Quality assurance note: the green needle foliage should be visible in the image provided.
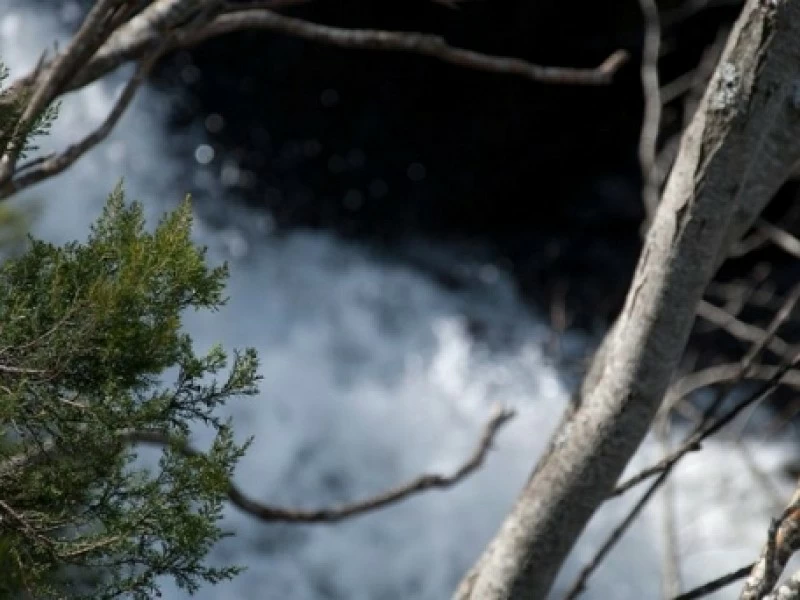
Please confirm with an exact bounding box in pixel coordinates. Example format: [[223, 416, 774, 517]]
[[0, 61, 58, 162], [0, 186, 260, 599]]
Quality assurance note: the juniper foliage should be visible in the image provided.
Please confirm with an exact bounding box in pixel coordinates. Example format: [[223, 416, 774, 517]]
[[0, 186, 259, 599]]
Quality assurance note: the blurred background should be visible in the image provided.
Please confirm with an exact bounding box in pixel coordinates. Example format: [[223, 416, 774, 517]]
[[4, 0, 800, 598]]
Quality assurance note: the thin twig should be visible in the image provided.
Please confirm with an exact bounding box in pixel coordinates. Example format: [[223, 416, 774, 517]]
[[532, 276, 799, 596], [0, 0, 127, 185], [705, 281, 783, 314], [128, 405, 514, 522], [653, 27, 728, 191], [736, 439, 785, 512], [660, 69, 697, 105], [0, 44, 168, 199], [659, 416, 682, 598], [615, 282, 800, 494], [637, 0, 663, 224], [0, 499, 55, 549], [672, 562, 754, 600], [558, 316, 796, 595], [614, 352, 800, 497], [757, 219, 800, 260], [565, 458, 678, 598], [696, 299, 793, 362], [667, 364, 800, 412], [742, 282, 800, 367]]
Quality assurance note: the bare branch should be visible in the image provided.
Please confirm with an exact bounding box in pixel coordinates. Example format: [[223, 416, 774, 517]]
[[638, 0, 663, 223], [742, 282, 800, 366], [659, 416, 682, 599], [668, 363, 800, 409], [67, 3, 628, 92], [566, 458, 678, 599], [614, 352, 800, 498], [459, 1, 800, 593], [565, 412, 685, 599], [179, 10, 630, 85], [0, 499, 55, 549], [653, 28, 729, 190], [757, 218, 800, 260], [706, 280, 783, 313], [660, 69, 697, 106], [740, 497, 800, 599], [673, 562, 754, 600], [623, 275, 800, 496], [569, 357, 798, 599], [0, 45, 167, 200], [127, 405, 514, 522], [0, 0, 629, 202], [0, 0, 128, 185], [696, 299, 793, 361]]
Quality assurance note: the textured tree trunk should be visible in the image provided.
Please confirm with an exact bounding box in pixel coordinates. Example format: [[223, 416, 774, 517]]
[[456, 1, 800, 598]]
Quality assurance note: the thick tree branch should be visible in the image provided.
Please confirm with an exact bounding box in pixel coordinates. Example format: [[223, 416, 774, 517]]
[[566, 351, 799, 597], [177, 10, 629, 85], [565, 454, 677, 599], [457, 2, 800, 597], [0, 45, 167, 200], [0, 0, 128, 186], [63, 2, 628, 92], [0, 0, 629, 201]]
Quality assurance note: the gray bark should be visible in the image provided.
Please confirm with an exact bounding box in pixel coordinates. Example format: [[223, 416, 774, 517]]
[[456, 1, 800, 598]]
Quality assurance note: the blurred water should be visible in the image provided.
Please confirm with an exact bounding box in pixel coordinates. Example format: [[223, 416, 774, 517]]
[[1, 4, 798, 599]]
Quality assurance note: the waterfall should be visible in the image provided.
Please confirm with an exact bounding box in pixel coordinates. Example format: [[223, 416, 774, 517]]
[[1, 4, 797, 598]]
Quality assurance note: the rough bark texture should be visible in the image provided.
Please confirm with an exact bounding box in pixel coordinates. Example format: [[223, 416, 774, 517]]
[[456, 1, 800, 598]]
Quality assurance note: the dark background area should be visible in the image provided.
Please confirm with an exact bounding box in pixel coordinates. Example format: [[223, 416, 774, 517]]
[[150, 0, 771, 331], [37, 0, 798, 353]]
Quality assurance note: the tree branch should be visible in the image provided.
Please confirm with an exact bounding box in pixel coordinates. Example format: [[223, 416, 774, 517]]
[[637, 0, 663, 224], [740, 497, 800, 599], [614, 352, 800, 498], [757, 218, 800, 260], [0, 44, 167, 200], [126, 405, 514, 523], [668, 363, 800, 408], [696, 299, 793, 361], [63, 2, 629, 91], [673, 562, 754, 600], [0, 0, 629, 202], [177, 9, 629, 85], [0, 0, 128, 186], [457, 2, 800, 596]]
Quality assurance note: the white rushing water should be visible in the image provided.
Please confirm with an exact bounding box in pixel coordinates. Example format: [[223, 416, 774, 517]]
[[2, 4, 800, 598]]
